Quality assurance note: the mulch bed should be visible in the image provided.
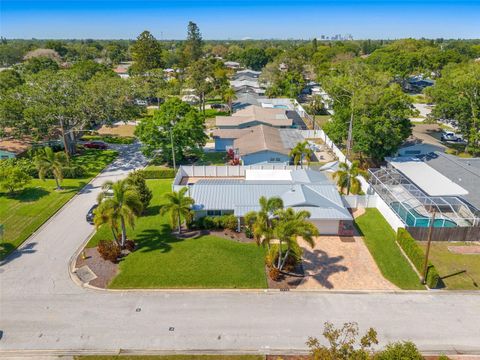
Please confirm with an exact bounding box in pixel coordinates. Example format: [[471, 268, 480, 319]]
[[176, 228, 255, 243], [209, 228, 255, 243], [266, 264, 305, 290], [75, 247, 119, 288]]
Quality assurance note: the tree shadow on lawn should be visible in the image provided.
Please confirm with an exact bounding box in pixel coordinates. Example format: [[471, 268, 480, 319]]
[[134, 224, 185, 254], [3, 187, 49, 202]]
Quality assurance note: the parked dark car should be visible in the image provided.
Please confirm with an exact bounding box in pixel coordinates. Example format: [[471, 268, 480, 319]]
[[86, 204, 98, 224], [84, 141, 108, 149]]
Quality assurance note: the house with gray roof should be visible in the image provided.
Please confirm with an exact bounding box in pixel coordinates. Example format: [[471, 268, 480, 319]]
[[212, 125, 304, 165], [175, 166, 352, 235]]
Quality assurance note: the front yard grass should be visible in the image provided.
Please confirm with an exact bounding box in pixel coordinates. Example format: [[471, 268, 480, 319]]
[[0, 149, 117, 260], [418, 242, 480, 290], [355, 209, 425, 290], [87, 179, 267, 289]]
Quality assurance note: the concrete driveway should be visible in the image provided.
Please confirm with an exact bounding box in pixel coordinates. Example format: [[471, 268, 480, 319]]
[[1, 144, 480, 356], [298, 236, 397, 290]]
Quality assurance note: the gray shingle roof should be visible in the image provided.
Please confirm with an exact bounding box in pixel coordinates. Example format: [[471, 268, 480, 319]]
[[423, 152, 480, 209]]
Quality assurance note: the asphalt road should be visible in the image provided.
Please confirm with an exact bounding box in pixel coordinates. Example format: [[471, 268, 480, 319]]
[[1, 144, 480, 356]]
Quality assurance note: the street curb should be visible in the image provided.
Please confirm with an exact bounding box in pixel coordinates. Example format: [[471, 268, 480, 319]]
[[0, 150, 121, 266]]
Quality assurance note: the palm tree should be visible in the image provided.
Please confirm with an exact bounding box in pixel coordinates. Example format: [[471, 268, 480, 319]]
[[222, 87, 237, 114], [159, 187, 195, 234], [333, 161, 369, 195], [245, 196, 284, 249], [290, 141, 313, 169], [34, 147, 69, 190], [95, 179, 143, 248], [273, 208, 319, 271]]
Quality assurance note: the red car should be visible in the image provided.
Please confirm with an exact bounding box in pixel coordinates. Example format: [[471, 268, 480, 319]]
[[84, 141, 108, 150]]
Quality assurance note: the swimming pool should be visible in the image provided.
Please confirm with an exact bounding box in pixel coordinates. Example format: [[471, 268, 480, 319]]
[[273, 105, 289, 109], [390, 201, 457, 227]]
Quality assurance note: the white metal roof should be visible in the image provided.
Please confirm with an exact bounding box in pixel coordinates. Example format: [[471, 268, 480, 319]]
[[388, 158, 468, 196], [245, 169, 292, 181]]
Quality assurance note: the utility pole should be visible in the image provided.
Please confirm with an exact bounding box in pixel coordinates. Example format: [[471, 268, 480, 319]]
[[421, 210, 436, 285], [170, 128, 176, 171]]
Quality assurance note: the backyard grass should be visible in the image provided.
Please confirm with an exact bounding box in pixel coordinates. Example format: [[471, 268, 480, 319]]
[[87, 179, 267, 289], [0, 149, 117, 260], [193, 151, 227, 165], [418, 242, 480, 290], [355, 209, 425, 290], [75, 356, 264, 360]]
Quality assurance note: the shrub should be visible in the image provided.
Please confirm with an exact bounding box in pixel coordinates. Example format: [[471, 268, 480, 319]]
[[269, 266, 280, 281], [128, 170, 152, 211], [141, 167, 176, 179], [245, 226, 254, 239], [0, 161, 32, 194], [62, 164, 86, 178], [125, 240, 136, 252], [222, 214, 238, 231], [375, 341, 423, 360], [97, 240, 121, 262], [397, 229, 442, 289]]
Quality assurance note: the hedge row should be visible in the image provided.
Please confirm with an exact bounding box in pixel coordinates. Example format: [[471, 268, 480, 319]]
[[396, 228, 442, 289], [196, 215, 237, 231], [81, 135, 135, 144], [140, 167, 176, 179]]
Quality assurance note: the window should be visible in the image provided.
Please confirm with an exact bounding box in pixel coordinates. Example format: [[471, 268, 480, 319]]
[[207, 210, 222, 216]]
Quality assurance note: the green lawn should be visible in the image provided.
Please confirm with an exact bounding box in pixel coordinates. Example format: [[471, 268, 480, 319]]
[[193, 151, 227, 165], [418, 242, 480, 290], [0, 149, 117, 260], [87, 179, 267, 289], [75, 356, 264, 360], [355, 209, 425, 290]]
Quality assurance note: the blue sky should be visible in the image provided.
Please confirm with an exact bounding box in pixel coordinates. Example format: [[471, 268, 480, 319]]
[[1, 0, 480, 39]]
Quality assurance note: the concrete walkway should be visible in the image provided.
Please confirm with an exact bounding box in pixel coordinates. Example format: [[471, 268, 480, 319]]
[[1, 144, 480, 355]]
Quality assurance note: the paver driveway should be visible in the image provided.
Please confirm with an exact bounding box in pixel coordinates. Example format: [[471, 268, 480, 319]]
[[297, 236, 397, 290]]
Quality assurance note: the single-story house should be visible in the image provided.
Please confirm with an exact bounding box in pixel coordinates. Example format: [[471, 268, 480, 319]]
[[177, 167, 353, 235], [212, 125, 305, 165], [215, 105, 292, 129], [0, 138, 32, 159]]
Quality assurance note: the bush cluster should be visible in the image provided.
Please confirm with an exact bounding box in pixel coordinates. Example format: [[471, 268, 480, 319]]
[[140, 167, 176, 179], [397, 228, 442, 289], [197, 214, 238, 231], [81, 134, 135, 145], [97, 240, 121, 262]]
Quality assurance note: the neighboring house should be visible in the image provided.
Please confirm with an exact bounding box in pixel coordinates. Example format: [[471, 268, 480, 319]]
[[0, 138, 32, 159], [174, 166, 353, 235], [224, 61, 240, 69], [396, 142, 445, 157], [113, 62, 131, 79], [212, 125, 305, 165], [403, 76, 435, 93], [370, 154, 480, 229], [215, 105, 292, 129]]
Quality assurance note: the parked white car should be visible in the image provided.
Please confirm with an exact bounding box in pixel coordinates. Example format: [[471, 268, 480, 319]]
[[441, 131, 463, 142]]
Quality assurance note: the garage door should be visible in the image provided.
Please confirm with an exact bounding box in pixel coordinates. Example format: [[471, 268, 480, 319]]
[[311, 220, 339, 235]]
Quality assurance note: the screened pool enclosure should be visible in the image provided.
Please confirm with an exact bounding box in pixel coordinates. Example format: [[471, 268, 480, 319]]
[[369, 167, 480, 228]]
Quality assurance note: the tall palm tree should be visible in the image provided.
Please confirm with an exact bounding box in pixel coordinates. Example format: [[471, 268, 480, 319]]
[[95, 179, 143, 247], [273, 208, 319, 270], [245, 196, 284, 249], [290, 141, 313, 169], [333, 161, 369, 195], [222, 87, 237, 114], [159, 187, 195, 234], [34, 146, 69, 190]]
